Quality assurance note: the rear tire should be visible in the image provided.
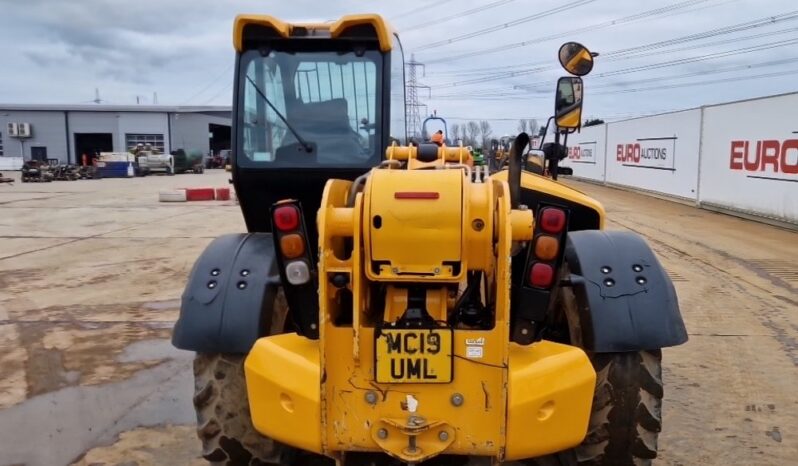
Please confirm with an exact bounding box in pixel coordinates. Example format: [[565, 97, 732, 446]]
[[576, 351, 663, 466], [194, 353, 285, 465], [192, 289, 333, 466], [524, 351, 662, 466], [542, 271, 664, 466]]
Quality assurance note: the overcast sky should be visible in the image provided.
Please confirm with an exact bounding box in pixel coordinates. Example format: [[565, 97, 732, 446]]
[[0, 0, 796, 135]]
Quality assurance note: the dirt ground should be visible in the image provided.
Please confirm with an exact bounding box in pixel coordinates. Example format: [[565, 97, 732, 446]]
[[0, 171, 795, 466]]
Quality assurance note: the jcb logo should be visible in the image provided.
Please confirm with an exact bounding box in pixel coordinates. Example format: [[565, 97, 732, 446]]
[[729, 140, 798, 174]]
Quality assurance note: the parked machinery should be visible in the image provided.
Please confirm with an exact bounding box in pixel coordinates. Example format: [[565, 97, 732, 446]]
[[51, 163, 81, 181], [171, 149, 205, 174], [132, 144, 174, 176], [20, 160, 53, 183]]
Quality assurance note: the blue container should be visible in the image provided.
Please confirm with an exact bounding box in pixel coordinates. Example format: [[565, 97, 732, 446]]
[[97, 161, 132, 178]]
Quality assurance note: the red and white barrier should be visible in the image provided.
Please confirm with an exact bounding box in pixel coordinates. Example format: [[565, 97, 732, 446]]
[[158, 190, 188, 202], [158, 187, 234, 202]]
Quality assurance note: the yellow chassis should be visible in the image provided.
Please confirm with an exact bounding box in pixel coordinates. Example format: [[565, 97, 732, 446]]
[[243, 147, 599, 462], [246, 334, 594, 462]]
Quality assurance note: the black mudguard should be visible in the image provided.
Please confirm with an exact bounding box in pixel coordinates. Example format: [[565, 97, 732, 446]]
[[564, 230, 688, 352], [172, 233, 282, 354]]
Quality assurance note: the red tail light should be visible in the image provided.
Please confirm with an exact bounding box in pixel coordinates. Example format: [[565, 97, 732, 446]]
[[529, 262, 554, 288], [274, 205, 300, 231], [539, 208, 566, 234]]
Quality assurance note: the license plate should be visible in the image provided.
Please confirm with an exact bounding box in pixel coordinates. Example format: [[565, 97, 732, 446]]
[[375, 329, 453, 383]]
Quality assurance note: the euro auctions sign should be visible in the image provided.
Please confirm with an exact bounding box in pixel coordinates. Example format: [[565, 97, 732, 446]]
[[616, 137, 677, 170], [568, 142, 596, 164], [729, 139, 798, 181]]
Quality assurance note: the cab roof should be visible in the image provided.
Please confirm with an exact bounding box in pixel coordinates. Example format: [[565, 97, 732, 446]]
[[233, 14, 394, 53]]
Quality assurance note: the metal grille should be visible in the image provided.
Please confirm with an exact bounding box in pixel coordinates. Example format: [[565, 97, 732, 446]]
[[748, 259, 798, 282], [0, 130, 3, 156], [125, 134, 165, 153]]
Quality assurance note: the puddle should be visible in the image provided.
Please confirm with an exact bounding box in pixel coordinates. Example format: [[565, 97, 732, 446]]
[[116, 339, 179, 363], [0, 353, 194, 466]]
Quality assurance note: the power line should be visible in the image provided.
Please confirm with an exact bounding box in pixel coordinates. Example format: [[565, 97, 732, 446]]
[[592, 68, 798, 95], [413, 0, 597, 51], [391, 0, 458, 21], [401, 0, 516, 32], [421, 0, 716, 63], [429, 56, 798, 101], [430, 53, 798, 99], [595, 38, 798, 77], [604, 15, 798, 60], [509, 26, 798, 90], [201, 83, 233, 105], [566, 55, 798, 90], [182, 62, 234, 104], [428, 12, 798, 88], [440, 109, 681, 122]]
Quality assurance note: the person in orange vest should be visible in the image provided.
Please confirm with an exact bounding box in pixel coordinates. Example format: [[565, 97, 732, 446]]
[[82, 153, 88, 166], [430, 130, 444, 146]]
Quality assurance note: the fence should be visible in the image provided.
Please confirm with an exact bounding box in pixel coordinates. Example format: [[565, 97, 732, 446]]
[[560, 91, 798, 226]]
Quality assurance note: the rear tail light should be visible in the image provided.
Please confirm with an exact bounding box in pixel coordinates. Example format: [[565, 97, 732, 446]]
[[529, 262, 554, 288], [512, 205, 570, 344], [280, 234, 305, 259], [539, 207, 566, 234], [269, 199, 320, 339], [534, 236, 559, 261], [274, 205, 300, 231], [285, 260, 311, 285]]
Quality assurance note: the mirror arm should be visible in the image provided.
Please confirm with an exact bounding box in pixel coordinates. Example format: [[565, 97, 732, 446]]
[[538, 116, 554, 150], [550, 131, 561, 181], [508, 132, 530, 209]]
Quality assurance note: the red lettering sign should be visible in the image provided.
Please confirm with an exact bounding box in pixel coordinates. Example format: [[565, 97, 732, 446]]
[[729, 139, 798, 174], [760, 140, 780, 172], [729, 140, 745, 170], [782, 140, 798, 174]]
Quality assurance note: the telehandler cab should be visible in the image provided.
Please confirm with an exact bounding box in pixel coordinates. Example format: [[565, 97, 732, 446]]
[[173, 14, 687, 466]]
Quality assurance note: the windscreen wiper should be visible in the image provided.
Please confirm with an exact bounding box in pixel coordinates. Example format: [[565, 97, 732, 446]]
[[245, 75, 314, 153]]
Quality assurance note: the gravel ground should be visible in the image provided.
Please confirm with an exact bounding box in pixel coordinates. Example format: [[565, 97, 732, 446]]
[[0, 170, 795, 466]]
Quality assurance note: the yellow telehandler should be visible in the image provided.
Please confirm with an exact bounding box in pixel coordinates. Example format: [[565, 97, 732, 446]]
[[173, 14, 687, 466]]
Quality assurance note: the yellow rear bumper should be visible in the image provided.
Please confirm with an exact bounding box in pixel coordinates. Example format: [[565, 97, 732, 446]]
[[244, 334, 595, 461]]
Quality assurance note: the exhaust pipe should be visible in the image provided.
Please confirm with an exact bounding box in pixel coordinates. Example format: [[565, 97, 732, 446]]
[[508, 132, 530, 209]]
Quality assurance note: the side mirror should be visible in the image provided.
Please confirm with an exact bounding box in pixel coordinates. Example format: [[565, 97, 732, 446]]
[[525, 149, 545, 175], [555, 76, 583, 130], [558, 42, 595, 76]]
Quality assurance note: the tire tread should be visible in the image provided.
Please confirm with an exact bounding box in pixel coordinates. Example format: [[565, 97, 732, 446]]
[[575, 351, 663, 466]]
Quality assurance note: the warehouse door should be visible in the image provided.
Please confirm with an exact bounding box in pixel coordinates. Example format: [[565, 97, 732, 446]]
[[209, 123, 231, 156], [75, 133, 113, 165]]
